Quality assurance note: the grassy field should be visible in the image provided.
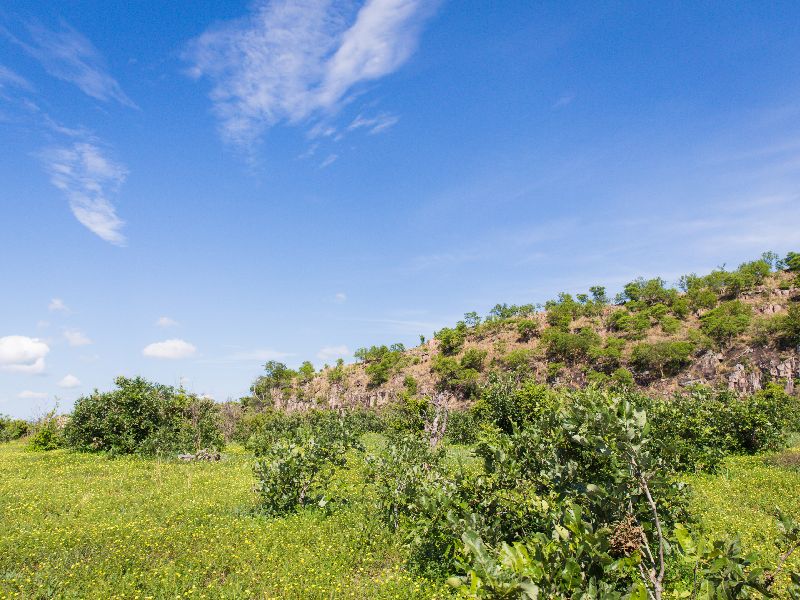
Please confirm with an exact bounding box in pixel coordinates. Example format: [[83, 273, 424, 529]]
[[1, 439, 799, 599], [0, 441, 449, 599], [686, 448, 800, 571]]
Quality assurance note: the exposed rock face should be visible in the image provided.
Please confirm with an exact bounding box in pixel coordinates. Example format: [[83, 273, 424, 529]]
[[697, 351, 723, 378], [769, 357, 797, 393], [727, 364, 762, 394]]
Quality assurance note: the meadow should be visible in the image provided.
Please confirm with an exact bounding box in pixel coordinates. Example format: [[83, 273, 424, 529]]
[[0, 440, 449, 599], [2, 433, 799, 599]]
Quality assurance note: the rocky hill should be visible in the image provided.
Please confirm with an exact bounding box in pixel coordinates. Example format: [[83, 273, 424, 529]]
[[251, 257, 800, 412]]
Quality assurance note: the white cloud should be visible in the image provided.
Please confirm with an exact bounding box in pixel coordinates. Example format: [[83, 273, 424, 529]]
[[334, 292, 347, 303], [36, 320, 50, 329], [320, 153, 338, 168], [40, 141, 128, 244], [156, 316, 179, 328], [0, 335, 50, 374], [0, 64, 32, 91], [553, 92, 575, 109], [63, 328, 91, 347], [142, 339, 197, 359], [6, 20, 136, 107], [317, 345, 350, 361], [185, 0, 437, 150], [348, 112, 399, 134], [58, 374, 81, 388], [48, 298, 69, 312], [18, 390, 48, 399]]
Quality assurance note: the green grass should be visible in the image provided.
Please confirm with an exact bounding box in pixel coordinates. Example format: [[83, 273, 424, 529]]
[[4, 436, 800, 599], [685, 448, 800, 592], [0, 441, 450, 599]]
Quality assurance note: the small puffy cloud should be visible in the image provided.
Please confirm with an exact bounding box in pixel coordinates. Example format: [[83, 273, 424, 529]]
[[334, 292, 347, 304], [0, 336, 50, 374], [64, 328, 91, 346], [142, 339, 197, 359], [18, 390, 48, 399], [317, 345, 350, 361], [58, 374, 81, 388], [48, 298, 69, 312], [156, 316, 179, 328]]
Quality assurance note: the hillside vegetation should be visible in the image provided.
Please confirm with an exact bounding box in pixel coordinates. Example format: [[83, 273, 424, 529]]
[[245, 252, 800, 413]]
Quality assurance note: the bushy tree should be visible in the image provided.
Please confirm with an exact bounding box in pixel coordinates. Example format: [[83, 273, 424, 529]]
[[0, 415, 29, 442], [64, 376, 223, 455], [630, 340, 694, 378], [700, 300, 752, 346], [436, 322, 468, 355]]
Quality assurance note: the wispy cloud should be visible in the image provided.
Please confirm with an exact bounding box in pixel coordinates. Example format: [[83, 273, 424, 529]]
[[0, 64, 32, 91], [185, 0, 438, 151], [333, 292, 347, 304], [4, 20, 136, 107], [156, 316, 179, 328], [18, 390, 48, 399], [552, 92, 574, 109], [348, 112, 399, 134], [320, 153, 338, 168], [40, 141, 128, 245], [317, 345, 350, 361]]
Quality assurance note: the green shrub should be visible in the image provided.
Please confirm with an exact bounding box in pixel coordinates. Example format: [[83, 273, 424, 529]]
[[0, 415, 29, 442], [460, 348, 487, 371], [541, 327, 601, 363], [254, 416, 362, 516], [471, 375, 555, 434], [607, 309, 650, 339], [700, 300, 752, 346], [774, 303, 800, 349], [435, 322, 468, 355], [516, 319, 539, 341], [432, 354, 480, 398], [358, 344, 406, 387], [588, 336, 625, 372], [500, 348, 536, 375], [446, 410, 478, 444], [64, 376, 223, 455], [28, 409, 63, 451], [630, 340, 694, 377], [327, 358, 346, 384], [646, 384, 799, 472]]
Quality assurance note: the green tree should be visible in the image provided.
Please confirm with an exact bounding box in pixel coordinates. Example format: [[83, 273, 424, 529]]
[[700, 300, 752, 346]]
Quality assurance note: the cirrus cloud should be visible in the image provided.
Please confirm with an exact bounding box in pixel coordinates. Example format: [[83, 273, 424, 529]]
[[142, 339, 197, 359], [18, 390, 48, 399], [185, 0, 438, 151], [317, 345, 350, 361], [0, 335, 50, 374], [40, 141, 128, 245]]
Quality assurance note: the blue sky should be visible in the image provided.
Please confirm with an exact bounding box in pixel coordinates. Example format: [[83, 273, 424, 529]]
[[2, 1, 800, 418]]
